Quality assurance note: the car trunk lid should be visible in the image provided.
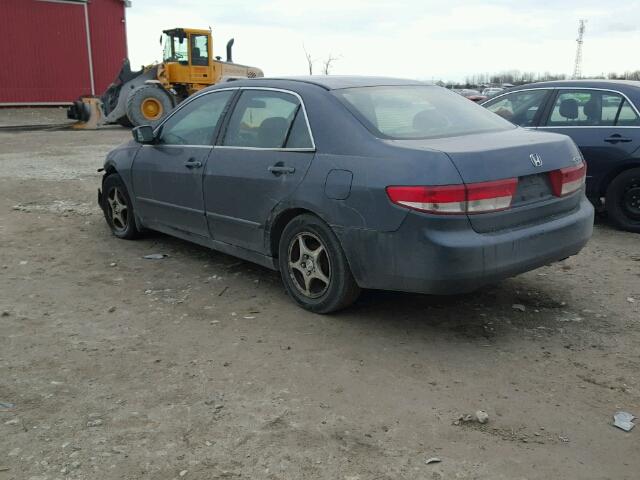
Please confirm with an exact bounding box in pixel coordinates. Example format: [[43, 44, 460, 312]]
[[388, 128, 584, 232]]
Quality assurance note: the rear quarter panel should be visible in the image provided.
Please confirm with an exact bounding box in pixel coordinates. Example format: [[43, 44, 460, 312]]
[[278, 83, 466, 233]]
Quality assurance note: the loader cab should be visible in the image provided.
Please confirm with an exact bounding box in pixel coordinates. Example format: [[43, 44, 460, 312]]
[[161, 28, 216, 93]]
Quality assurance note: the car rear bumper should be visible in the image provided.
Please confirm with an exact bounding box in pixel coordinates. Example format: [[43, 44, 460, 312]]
[[338, 196, 594, 294]]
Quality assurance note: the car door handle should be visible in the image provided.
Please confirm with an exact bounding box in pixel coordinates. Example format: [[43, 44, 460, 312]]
[[604, 134, 632, 144], [268, 165, 295, 175], [184, 158, 203, 168]]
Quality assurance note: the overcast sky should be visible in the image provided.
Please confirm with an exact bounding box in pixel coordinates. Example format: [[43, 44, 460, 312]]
[[125, 0, 640, 82]]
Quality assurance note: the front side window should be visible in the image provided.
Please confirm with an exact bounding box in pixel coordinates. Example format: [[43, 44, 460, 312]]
[[334, 85, 514, 140], [158, 90, 233, 146], [190, 34, 209, 66], [484, 90, 549, 126], [546, 90, 640, 127], [222, 90, 313, 148]]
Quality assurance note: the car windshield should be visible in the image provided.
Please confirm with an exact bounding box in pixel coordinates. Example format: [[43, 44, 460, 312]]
[[334, 85, 515, 140]]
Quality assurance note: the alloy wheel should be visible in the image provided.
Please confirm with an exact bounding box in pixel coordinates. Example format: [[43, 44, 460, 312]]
[[107, 187, 129, 232], [287, 232, 331, 299]]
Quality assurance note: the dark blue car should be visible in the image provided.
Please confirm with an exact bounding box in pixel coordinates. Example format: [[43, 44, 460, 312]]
[[482, 80, 640, 232], [100, 76, 593, 312]]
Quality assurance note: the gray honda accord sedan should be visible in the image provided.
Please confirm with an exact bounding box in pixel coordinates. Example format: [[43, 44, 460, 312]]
[[99, 76, 594, 313]]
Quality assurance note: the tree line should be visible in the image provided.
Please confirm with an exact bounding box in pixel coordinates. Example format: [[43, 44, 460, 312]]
[[441, 70, 640, 89]]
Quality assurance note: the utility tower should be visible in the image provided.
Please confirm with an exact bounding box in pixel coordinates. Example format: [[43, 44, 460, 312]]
[[572, 19, 587, 79]]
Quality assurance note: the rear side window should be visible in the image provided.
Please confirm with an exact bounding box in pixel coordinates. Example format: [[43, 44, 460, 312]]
[[334, 85, 514, 140], [600, 94, 624, 124], [616, 100, 640, 126], [222, 90, 313, 148], [286, 110, 313, 148], [484, 90, 549, 126], [546, 90, 640, 127]]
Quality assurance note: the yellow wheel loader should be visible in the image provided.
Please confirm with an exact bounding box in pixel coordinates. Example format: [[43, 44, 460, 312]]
[[68, 28, 263, 128]]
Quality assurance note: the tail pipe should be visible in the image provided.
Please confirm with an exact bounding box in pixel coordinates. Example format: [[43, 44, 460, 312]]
[[226, 38, 234, 62]]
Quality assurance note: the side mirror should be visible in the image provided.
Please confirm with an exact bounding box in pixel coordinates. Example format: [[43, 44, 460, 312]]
[[132, 125, 155, 144]]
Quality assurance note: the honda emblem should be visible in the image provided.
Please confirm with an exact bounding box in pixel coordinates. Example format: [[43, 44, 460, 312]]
[[530, 153, 543, 167]]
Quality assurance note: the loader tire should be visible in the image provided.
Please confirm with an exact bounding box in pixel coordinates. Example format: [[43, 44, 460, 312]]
[[125, 85, 174, 128]]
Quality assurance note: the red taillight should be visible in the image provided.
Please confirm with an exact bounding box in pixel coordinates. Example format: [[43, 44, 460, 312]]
[[465, 179, 519, 213], [548, 162, 586, 197], [386, 178, 518, 215]]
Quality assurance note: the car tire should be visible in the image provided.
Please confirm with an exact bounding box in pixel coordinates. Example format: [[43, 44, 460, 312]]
[[605, 168, 640, 233], [102, 173, 141, 240], [125, 85, 174, 128], [278, 214, 360, 313]]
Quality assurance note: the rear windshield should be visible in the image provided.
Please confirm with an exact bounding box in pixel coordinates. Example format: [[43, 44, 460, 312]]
[[334, 85, 515, 140]]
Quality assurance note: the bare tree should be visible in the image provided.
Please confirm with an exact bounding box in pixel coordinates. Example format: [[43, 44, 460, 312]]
[[302, 44, 315, 75], [322, 53, 339, 75]]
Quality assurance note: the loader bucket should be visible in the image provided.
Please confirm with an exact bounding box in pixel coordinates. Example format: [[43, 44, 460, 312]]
[[69, 97, 103, 130]]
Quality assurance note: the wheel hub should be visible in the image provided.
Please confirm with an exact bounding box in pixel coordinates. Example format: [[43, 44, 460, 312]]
[[301, 255, 315, 274], [141, 98, 163, 120]]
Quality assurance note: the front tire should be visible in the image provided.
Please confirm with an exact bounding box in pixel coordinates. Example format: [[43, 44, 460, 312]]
[[278, 214, 360, 313], [102, 174, 140, 240], [125, 85, 174, 127], [605, 168, 640, 233]]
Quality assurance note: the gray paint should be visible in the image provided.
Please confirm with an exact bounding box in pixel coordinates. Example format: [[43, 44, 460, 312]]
[[324, 169, 353, 200], [132, 145, 212, 239], [102, 76, 594, 295], [203, 148, 314, 252]]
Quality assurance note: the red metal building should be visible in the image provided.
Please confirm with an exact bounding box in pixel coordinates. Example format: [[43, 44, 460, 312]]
[[0, 0, 130, 105]]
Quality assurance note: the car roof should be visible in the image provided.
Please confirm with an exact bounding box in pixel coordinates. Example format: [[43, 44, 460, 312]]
[[218, 75, 430, 90], [506, 79, 640, 90]]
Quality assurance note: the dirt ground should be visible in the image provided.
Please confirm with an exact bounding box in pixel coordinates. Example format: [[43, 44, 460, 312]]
[[1, 109, 639, 480]]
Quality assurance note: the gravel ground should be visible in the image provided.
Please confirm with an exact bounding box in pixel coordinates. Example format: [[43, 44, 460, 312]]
[[0, 107, 74, 128], [1, 120, 639, 480]]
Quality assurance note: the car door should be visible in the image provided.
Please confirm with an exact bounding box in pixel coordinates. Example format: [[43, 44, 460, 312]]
[[189, 32, 211, 84], [483, 89, 553, 127], [131, 89, 235, 239], [538, 89, 640, 196], [204, 88, 315, 253]]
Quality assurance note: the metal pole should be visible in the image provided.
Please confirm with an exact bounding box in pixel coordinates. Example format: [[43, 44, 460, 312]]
[[83, 3, 96, 95]]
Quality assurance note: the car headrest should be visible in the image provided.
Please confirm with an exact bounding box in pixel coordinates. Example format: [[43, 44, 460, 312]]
[[559, 99, 579, 119], [258, 117, 289, 147], [583, 98, 600, 120]]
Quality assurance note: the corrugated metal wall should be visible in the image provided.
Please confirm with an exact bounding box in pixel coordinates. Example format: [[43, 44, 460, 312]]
[[87, 0, 128, 95], [0, 0, 127, 104]]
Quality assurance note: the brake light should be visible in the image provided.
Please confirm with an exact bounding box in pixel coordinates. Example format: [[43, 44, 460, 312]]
[[548, 162, 586, 197], [386, 178, 518, 215]]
